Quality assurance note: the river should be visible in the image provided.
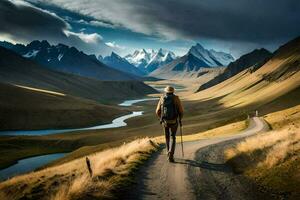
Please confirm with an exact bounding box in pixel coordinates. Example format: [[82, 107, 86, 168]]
[[0, 98, 158, 136], [0, 98, 157, 181]]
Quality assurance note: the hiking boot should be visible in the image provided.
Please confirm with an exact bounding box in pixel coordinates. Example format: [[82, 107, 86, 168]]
[[168, 154, 174, 163], [168, 157, 174, 163]]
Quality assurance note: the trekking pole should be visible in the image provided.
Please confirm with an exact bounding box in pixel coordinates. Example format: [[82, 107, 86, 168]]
[[180, 123, 184, 157]]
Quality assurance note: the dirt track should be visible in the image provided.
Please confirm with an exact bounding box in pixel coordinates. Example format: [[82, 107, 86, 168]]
[[123, 117, 272, 200]]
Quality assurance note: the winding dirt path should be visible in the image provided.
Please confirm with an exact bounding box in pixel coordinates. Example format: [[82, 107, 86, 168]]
[[123, 117, 271, 200]]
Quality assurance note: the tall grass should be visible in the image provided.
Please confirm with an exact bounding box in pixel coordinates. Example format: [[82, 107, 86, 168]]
[[0, 138, 158, 200], [225, 124, 300, 168]]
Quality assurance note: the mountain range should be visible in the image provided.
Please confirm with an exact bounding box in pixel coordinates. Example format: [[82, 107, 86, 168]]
[[0, 46, 156, 104], [150, 43, 234, 80], [100, 52, 145, 76], [124, 48, 176, 73], [0, 40, 138, 81], [188, 43, 234, 66]]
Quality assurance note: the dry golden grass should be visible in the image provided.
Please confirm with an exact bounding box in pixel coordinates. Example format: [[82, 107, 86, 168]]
[[0, 138, 159, 200], [187, 42, 300, 110], [225, 125, 300, 168], [225, 103, 300, 167], [225, 104, 300, 199]]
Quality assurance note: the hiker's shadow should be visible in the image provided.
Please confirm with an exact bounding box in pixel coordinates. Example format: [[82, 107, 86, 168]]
[[174, 158, 231, 173]]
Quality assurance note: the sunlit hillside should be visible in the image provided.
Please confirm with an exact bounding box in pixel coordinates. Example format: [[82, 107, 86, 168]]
[[189, 37, 300, 110], [225, 104, 300, 199]]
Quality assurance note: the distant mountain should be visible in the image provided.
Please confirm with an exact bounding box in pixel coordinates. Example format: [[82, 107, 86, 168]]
[[198, 48, 272, 91], [101, 52, 145, 76], [188, 43, 234, 67], [124, 49, 153, 69], [0, 40, 138, 81], [145, 48, 176, 73], [124, 48, 176, 73], [0, 46, 156, 103], [152, 53, 210, 75], [150, 53, 225, 87]]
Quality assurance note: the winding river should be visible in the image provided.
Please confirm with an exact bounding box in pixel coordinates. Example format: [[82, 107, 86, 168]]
[[0, 97, 158, 181], [0, 98, 158, 136]]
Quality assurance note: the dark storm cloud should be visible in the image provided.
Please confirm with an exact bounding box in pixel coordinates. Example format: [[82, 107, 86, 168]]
[[138, 0, 300, 43], [30, 0, 300, 44], [0, 0, 113, 55], [0, 0, 68, 42]]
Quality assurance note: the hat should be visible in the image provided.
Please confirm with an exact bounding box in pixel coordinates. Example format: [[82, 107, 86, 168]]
[[164, 86, 175, 93]]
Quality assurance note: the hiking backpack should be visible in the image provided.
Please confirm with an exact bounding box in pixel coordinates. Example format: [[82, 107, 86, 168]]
[[161, 94, 178, 121]]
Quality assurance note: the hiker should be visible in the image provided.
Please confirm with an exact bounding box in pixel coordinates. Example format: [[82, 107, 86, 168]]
[[156, 86, 183, 162]]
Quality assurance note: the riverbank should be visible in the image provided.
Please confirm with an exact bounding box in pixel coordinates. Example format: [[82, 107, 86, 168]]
[[0, 83, 130, 131], [0, 98, 157, 176], [0, 79, 249, 173]]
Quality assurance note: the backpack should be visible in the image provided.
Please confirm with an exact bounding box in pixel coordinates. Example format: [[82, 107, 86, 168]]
[[161, 94, 178, 121]]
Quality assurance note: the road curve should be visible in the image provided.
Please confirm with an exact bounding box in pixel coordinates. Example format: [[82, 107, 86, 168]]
[[123, 117, 270, 200]]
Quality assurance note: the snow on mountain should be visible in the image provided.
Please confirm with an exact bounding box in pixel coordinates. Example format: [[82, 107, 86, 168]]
[[209, 49, 235, 66], [58, 53, 64, 61], [125, 48, 176, 73], [124, 49, 151, 69], [145, 48, 176, 73], [188, 43, 234, 67], [102, 52, 145, 76], [150, 43, 235, 80], [0, 40, 139, 81], [23, 50, 39, 58]]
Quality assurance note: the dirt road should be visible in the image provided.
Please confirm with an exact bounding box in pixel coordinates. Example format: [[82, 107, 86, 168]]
[[123, 117, 272, 200]]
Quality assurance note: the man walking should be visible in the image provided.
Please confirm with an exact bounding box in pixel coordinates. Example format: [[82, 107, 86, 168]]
[[156, 86, 184, 162]]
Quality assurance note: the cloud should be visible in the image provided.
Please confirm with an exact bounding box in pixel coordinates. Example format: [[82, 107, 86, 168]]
[[65, 31, 103, 44], [27, 0, 300, 44], [64, 31, 112, 55], [64, 17, 115, 29], [0, 0, 68, 43], [105, 41, 125, 50], [0, 0, 112, 55], [89, 20, 115, 29]]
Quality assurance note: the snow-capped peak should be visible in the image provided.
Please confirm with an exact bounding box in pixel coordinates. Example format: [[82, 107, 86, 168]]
[[144, 49, 176, 72], [125, 49, 152, 68], [188, 43, 234, 66], [124, 48, 176, 72]]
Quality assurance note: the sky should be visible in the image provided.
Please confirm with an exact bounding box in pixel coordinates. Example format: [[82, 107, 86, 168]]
[[1, 0, 300, 58]]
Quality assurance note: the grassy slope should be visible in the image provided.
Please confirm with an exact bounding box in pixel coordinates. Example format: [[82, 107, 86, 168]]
[[0, 46, 156, 105], [188, 37, 300, 111], [0, 83, 130, 168], [225, 105, 300, 199], [0, 138, 159, 200], [0, 83, 127, 131]]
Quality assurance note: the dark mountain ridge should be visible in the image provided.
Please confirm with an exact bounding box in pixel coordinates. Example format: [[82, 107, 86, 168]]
[[0, 40, 138, 81], [0, 46, 156, 103]]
